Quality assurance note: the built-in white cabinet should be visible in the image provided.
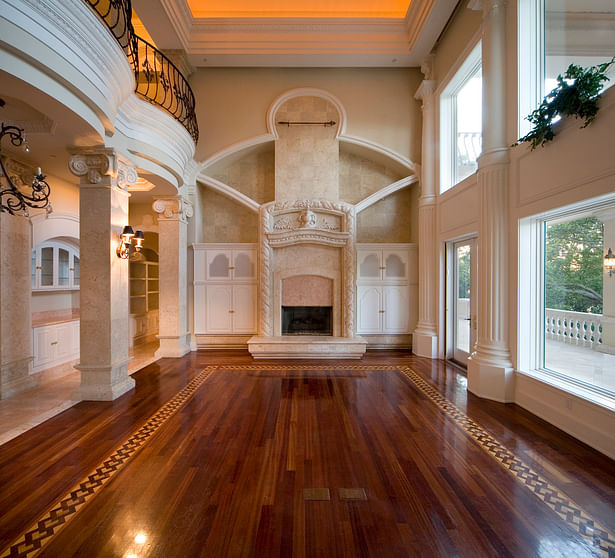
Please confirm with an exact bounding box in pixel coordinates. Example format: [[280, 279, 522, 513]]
[[32, 320, 80, 373], [193, 244, 257, 335], [32, 241, 80, 290], [129, 259, 159, 346], [356, 244, 415, 336]]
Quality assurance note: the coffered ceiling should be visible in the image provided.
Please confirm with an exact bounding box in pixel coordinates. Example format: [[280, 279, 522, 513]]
[[132, 0, 459, 67]]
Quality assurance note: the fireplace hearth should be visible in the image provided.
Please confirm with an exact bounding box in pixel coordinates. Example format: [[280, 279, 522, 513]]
[[282, 306, 332, 335]]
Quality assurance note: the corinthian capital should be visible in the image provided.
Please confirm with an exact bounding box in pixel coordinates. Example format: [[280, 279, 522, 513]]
[[153, 196, 193, 223], [69, 148, 137, 189]]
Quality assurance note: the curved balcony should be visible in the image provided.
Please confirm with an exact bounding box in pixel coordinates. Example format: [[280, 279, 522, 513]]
[[82, 0, 199, 143]]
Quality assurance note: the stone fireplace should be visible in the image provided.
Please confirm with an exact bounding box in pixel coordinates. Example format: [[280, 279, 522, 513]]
[[246, 93, 367, 358], [247, 199, 367, 358]]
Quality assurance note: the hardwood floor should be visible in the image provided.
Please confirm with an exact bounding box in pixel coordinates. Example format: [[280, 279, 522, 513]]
[[1, 351, 614, 557]]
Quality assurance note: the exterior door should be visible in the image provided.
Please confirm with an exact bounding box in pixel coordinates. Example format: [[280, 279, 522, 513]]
[[452, 239, 477, 364]]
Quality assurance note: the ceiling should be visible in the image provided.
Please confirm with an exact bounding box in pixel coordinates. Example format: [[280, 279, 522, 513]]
[[132, 0, 459, 68], [185, 0, 412, 18]]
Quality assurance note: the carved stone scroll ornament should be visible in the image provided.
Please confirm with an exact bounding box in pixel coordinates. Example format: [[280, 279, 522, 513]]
[[152, 196, 194, 223], [69, 152, 112, 184]]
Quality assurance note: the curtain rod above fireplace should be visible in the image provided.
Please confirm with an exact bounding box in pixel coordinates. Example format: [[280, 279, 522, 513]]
[[277, 120, 336, 127]]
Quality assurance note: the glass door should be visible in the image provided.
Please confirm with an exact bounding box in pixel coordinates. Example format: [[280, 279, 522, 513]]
[[451, 239, 477, 365]]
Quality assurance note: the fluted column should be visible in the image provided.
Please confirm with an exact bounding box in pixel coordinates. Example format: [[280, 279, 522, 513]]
[[69, 148, 137, 400], [153, 196, 193, 358], [467, 0, 514, 402], [412, 76, 439, 358]]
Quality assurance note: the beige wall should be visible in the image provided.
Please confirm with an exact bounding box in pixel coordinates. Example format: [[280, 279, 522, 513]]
[[199, 187, 258, 243], [433, 1, 482, 84], [357, 186, 417, 243], [191, 67, 423, 165]]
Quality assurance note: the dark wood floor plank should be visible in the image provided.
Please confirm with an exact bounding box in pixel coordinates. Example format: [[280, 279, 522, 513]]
[[1, 352, 614, 557]]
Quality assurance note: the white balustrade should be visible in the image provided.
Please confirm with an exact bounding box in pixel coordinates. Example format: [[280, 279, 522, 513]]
[[544, 308, 603, 349]]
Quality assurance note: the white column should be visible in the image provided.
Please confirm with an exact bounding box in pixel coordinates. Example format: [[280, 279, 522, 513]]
[[0, 213, 35, 398], [69, 149, 137, 400], [467, 0, 514, 402], [598, 209, 615, 354], [412, 76, 439, 358], [153, 196, 193, 358]]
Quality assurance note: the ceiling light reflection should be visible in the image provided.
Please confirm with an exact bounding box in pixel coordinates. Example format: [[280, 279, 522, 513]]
[[135, 533, 147, 544]]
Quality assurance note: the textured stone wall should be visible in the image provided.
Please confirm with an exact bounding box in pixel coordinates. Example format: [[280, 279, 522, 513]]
[[274, 96, 339, 201], [339, 151, 403, 204], [200, 187, 258, 243], [356, 187, 417, 243]]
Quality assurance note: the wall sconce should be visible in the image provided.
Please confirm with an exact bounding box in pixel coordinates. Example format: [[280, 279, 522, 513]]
[[605, 247, 615, 277], [117, 226, 144, 259], [0, 123, 51, 216]]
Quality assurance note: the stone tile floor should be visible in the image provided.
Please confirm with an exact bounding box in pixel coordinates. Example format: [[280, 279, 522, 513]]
[[0, 342, 159, 445]]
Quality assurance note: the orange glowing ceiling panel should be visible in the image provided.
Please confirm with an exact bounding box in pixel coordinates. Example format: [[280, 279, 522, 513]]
[[187, 0, 412, 18]]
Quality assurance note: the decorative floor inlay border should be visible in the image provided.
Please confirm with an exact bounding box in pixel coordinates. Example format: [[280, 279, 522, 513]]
[[0, 366, 216, 558], [2, 363, 614, 557], [397, 366, 615, 558]]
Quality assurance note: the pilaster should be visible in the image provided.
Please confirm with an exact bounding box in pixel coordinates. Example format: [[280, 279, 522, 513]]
[[69, 148, 136, 400], [412, 75, 439, 358], [467, 0, 514, 401], [0, 213, 35, 398], [153, 196, 193, 358], [597, 209, 615, 354]]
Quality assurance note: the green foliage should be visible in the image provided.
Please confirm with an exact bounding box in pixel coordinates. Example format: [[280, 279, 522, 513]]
[[545, 217, 603, 314], [515, 57, 615, 150]]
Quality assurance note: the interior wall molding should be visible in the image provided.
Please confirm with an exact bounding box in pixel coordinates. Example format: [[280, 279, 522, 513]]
[[196, 175, 260, 213], [355, 176, 419, 213]]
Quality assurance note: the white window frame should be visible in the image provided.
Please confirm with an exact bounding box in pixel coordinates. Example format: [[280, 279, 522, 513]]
[[439, 40, 482, 193], [518, 194, 615, 410]]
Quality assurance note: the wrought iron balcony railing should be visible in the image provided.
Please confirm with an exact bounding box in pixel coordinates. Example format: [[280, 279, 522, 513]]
[[82, 0, 199, 143]]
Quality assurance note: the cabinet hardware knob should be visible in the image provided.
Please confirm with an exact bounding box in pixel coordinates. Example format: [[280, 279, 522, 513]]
[[51, 341, 58, 345], [228, 266, 235, 270], [379, 266, 386, 270], [69, 268, 74, 271], [229, 310, 235, 313], [379, 310, 385, 313], [36, 266, 42, 270]]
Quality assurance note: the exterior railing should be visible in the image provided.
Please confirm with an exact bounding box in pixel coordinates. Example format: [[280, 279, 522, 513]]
[[545, 308, 602, 349], [82, 0, 199, 143]]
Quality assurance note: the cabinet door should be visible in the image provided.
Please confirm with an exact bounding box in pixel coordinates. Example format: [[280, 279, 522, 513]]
[[232, 250, 256, 281], [32, 326, 55, 370], [357, 250, 382, 280], [55, 322, 75, 361], [193, 249, 207, 282], [206, 250, 232, 280], [206, 285, 233, 333], [357, 286, 383, 333], [382, 250, 408, 281], [232, 284, 257, 333], [383, 286, 409, 333]]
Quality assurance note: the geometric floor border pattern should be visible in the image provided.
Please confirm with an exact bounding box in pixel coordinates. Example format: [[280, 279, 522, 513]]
[[0, 366, 216, 558], [2, 363, 614, 557], [397, 366, 615, 558]]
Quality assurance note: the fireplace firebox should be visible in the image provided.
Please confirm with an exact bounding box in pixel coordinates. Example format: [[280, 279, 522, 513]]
[[282, 306, 332, 335]]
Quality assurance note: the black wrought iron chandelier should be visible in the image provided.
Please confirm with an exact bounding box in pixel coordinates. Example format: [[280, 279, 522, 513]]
[[0, 123, 51, 216]]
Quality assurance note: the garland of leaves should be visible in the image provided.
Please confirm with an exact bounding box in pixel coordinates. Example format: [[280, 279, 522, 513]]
[[514, 56, 615, 150]]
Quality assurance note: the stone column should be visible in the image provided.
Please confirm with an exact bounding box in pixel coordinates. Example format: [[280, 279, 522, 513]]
[[467, 0, 514, 402], [598, 208, 615, 354], [153, 196, 193, 358], [0, 213, 35, 398], [412, 73, 439, 358], [69, 148, 137, 400]]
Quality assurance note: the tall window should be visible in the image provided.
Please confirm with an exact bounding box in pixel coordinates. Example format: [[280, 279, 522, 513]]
[[440, 42, 482, 193], [519, 199, 615, 400], [518, 0, 615, 137]]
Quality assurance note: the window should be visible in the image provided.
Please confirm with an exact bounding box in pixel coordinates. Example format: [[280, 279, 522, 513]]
[[518, 0, 615, 137], [32, 240, 80, 290], [440, 41, 482, 193], [519, 196, 615, 404]]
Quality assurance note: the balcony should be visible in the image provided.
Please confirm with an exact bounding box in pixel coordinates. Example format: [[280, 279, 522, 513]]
[[83, 0, 198, 143], [544, 308, 615, 394]]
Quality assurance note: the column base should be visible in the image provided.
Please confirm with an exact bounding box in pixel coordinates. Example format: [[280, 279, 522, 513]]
[[412, 330, 438, 359], [467, 355, 514, 403], [73, 359, 135, 401], [155, 334, 191, 358]]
